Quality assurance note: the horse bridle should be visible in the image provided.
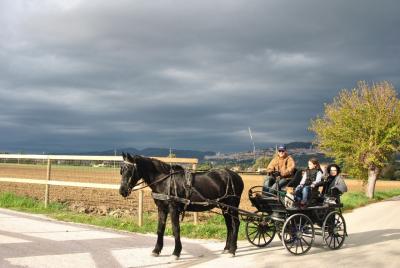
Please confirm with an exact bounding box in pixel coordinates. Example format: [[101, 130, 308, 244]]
[[122, 161, 142, 193]]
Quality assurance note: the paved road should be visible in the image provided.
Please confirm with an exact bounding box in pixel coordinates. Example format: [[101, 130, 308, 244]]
[[1, 198, 399, 268]]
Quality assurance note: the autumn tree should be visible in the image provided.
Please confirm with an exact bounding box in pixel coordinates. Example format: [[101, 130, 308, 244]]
[[310, 81, 400, 198]]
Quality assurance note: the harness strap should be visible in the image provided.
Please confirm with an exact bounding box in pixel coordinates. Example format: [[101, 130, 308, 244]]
[[151, 192, 191, 205], [180, 170, 194, 221], [129, 170, 184, 193], [144, 169, 240, 221]]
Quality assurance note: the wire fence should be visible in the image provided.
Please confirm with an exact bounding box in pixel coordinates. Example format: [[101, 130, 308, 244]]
[[0, 154, 198, 225]]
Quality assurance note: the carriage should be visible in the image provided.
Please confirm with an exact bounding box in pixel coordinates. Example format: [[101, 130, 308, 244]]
[[119, 154, 347, 258], [243, 185, 347, 255]]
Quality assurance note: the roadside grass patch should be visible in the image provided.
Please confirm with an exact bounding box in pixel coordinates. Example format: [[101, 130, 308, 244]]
[[341, 189, 400, 211], [1, 190, 400, 240], [0, 192, 64, 213]]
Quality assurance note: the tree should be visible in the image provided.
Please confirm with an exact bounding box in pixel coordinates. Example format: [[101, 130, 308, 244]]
[[197, 161, 213, 170], [310, 81, 400, 198]]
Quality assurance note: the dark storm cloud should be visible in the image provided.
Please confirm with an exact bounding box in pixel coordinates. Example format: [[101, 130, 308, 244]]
[[1, 0, 400, 153]]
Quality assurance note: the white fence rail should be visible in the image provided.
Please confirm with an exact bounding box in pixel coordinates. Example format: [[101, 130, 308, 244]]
[[0, 154, 198, 225]]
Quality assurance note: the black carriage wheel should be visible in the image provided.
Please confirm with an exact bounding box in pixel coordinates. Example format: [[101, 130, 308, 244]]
[[281, 213, 314, 255], [245, 213, 276, 247], [322, 211, 346, 250]]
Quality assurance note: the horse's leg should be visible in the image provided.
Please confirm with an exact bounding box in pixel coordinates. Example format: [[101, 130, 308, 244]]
[[228, 200, 241, 256], [152, 205, 168, 256], [222, 212, 233, 253], [170, 206, 182, 259]]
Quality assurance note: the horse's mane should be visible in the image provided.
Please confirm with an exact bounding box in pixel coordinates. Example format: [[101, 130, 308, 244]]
[[149, 157, 184, 173]]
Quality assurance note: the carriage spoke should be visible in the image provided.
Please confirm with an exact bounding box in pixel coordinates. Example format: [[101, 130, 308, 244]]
[[248, 229, 258, 237], [261, 232, 267, 244], [258, 231, 261, 245], [288, 239, 295, 250], [251, 231, 260, 242], [301, 237, 310, 247], [329, 236, 334, 247], [336, 221, 343, 228], [299, 238, 304, 252], [265, 230, 272, 238], [324, 234, 330, 243]]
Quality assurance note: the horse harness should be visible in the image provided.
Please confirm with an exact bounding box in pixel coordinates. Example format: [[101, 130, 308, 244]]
[[151, 169, 240, 220], [124, 161, 239, 219]]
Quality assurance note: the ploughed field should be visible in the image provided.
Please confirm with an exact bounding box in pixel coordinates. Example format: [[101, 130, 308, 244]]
[[1, 164, 400, 214]]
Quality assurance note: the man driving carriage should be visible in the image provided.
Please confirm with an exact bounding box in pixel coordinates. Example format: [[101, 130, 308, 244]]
[[262, 145, 296, 193]]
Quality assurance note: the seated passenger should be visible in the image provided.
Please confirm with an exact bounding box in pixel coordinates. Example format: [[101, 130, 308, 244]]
[[262, 145, 296, 194], [295, 158, 324, 207], [322, 164, 348, 203]]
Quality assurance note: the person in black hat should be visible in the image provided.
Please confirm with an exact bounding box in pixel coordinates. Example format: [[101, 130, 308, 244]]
[[262, 144, 296, 193]]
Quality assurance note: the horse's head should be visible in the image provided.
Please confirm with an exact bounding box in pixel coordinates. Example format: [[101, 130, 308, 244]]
[[119, 153, 141, 197]]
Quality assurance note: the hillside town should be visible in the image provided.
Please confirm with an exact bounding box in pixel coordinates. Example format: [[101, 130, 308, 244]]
[[205, 145, 320, 162]]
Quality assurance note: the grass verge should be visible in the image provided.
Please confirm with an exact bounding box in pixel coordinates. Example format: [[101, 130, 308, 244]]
[[1, 190, 400, 240], [341, 188, 400, 211]]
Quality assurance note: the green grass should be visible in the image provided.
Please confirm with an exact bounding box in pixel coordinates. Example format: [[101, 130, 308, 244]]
[[0, 192, 65, 213], [1, 190, 400, 241], [341, 188, 400, 211]]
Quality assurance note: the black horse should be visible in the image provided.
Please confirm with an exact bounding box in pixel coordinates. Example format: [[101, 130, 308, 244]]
[[119, 153, 244, 258]]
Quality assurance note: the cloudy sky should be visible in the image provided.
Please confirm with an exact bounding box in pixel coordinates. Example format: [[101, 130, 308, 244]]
[[1, 0, 399, 153]]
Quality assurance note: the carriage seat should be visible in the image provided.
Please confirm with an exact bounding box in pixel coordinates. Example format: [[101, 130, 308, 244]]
[[308, 186, 324, 206]]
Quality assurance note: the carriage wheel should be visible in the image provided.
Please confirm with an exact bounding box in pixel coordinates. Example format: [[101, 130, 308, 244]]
[[281, 213, 314, 255], [245, 213, 276, 247], [322, 211, 346, 250]]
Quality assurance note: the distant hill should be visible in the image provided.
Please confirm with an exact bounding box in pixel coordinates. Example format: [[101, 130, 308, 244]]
[[80, 147, 216, 160], [285, 142, 313, 149]]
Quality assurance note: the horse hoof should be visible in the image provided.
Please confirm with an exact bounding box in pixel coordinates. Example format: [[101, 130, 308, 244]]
[[174, 255, 180, 260], [151, 252, 160, 257], [222, 249, 229, 254], [230, 253, 236, 257]]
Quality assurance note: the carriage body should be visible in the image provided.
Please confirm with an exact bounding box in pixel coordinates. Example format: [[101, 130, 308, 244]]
[[245, 186, 347, 255]]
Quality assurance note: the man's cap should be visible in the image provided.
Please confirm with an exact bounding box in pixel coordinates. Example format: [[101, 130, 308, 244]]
[[277, 144, 286, 151]]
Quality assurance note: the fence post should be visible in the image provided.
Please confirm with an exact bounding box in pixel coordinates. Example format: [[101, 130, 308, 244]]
[[192, 163, 198, 225], [138, 190, 144, 227], [44, 158, 51, 208]]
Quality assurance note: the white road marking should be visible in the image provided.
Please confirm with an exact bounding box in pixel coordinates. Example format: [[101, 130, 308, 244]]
[[0, 234, 30, 244], [112, 247, 192, 267], [0, 212, 127, 241], [5, 253, 96, 268]]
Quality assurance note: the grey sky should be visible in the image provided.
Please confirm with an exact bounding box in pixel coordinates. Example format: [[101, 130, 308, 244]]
[[1, 0, 399, 153]]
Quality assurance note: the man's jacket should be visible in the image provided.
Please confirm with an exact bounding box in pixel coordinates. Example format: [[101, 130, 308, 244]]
[[266, 153, 296, 178]]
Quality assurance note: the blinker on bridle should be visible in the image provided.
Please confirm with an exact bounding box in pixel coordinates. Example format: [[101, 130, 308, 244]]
[[123, 161, 138, 192]]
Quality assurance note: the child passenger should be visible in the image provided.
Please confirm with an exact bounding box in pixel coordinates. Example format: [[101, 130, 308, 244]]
[[295, 158, 323, 207]]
